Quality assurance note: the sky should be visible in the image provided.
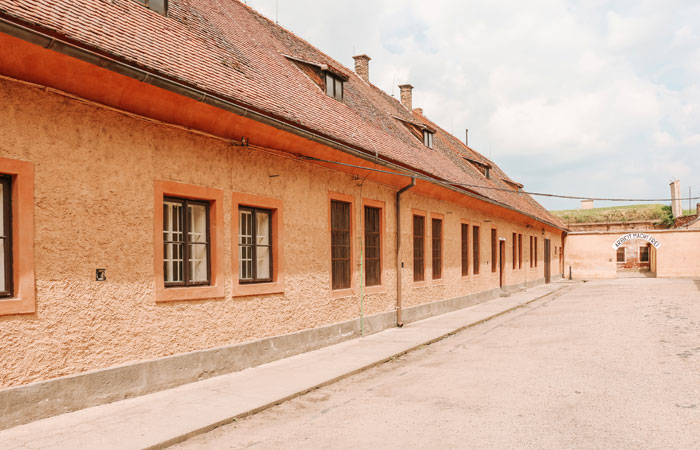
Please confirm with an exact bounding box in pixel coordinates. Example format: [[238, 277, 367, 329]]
[[244, 0, 700, 210]]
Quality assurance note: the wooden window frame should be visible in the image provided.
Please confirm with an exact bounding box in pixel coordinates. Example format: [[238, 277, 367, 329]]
[[423, 130, 434, 149], [534, 237, 538, 267], [362, 199, 385, 291], [460, 221, 469, 277], [529, 236, 533, 268], [512, 232, 517, 270], [163, 196, 211, 288], [238, 207, 273, 284], [472, 225, 480, 275], [325, 72, 344, 101], [0, 158, 35, 316], [431, 214, 443, 280], [232, 192, 284, 297], [616, 247, 626, 263], [639, 245, 650, 263], [412, 210, 426, 283], [518, 233, 523, 269], [0, 176, 12, 298], [329, 192, 354, 295], [154, 180, 224, 303], [491, 228, 498, 273]]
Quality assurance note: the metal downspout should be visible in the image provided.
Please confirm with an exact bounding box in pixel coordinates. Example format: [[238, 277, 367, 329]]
[[395, 177, 416, 327]]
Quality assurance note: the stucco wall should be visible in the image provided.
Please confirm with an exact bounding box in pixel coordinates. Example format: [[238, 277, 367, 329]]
[[566, 230, 700, 279], [0, 79, 562, 388]]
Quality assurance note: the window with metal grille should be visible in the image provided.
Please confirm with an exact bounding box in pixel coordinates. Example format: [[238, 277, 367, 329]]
[[616, 247, 625, 263], [325, 72, 344, 101], [163, 197, 210, 286], [472, 225, 480, 275], [364, 206, 381, 286], [461, 223, 469, 276], [239, 207, 273, 283], [491, 229, 497, 273], [0, 176, 12, 298], [331, 200, 351, 289], [512, 233, 517, 270], [413, 215, 425, 281], [518, 234, 523, 269], [432, 218, 442, 279]]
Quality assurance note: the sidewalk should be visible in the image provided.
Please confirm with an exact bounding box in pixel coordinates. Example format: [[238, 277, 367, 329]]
[[0, 281, 573, 450]]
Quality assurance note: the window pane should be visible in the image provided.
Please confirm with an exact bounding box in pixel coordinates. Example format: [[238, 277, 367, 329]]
[[0, 182, 3, 236], [189, 204, 207, 243], [239, 210, 253, 280], [473, 226, 480, 275], [257, 246, 270, 279], [413, 215, 424, 281], [256, 211, 270, 245], [189, 243, 208, 282], [326, 74, 334, 97], [164, 243, 183, 282], [335, 78, 343, 100], [331, 200, 351, 289], [364, 206, 381, 286], [0, 238, 5, 291], [163, 201, 183, 243]]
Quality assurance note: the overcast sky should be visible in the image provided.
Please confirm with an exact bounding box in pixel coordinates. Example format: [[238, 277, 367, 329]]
[[245, 0, 700, 210]]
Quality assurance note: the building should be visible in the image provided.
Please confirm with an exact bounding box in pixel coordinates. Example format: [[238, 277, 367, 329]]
[[0, 0, 567, 428]]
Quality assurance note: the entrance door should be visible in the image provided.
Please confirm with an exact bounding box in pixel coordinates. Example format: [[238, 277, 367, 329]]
[[499, 240, 505, 288], [544, 239, 551, 284]]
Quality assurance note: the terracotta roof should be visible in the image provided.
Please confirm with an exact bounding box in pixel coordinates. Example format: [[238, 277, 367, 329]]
[[0, 0, 566, 229]]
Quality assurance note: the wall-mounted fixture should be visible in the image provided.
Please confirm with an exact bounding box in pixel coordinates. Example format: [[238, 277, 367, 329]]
[[96, 269, 106, 282]]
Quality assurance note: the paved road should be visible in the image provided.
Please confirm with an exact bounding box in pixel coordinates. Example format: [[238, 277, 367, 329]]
[[173, 279, 700, 450]]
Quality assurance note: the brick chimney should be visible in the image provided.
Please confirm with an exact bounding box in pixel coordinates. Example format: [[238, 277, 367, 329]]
[[399, 84, 413, 111], [670, 180, 682, 218], [352, 54, 371, 83]]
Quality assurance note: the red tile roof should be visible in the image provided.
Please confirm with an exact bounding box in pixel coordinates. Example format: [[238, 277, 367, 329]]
[[0, 0, 566, 229]]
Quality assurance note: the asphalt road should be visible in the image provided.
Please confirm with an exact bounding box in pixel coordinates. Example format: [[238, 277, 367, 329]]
[[173, 278, 700, 449]]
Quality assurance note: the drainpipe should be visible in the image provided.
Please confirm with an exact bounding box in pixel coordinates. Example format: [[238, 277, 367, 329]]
[[396, 177, 416, 327]]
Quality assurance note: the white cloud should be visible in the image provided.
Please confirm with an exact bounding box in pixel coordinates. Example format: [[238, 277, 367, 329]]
[[245, 0, 700, 208]]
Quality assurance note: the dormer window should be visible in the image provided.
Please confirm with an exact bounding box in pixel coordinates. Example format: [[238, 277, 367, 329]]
[[132, 0, 168, 15], [464, 157, 491, 179], [422, 130, 434, 148], [325, 72, 344, 101]]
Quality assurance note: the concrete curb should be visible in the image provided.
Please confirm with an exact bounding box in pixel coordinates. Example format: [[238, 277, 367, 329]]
[[148, 283, 574, 450]]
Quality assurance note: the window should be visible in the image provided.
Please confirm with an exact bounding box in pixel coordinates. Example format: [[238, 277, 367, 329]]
[[364, 206, 381, 286], [413, 215, 425, 281], [472, 225, 480, 275], [491, 228, 497, 273], [518, 234, 523, 269], [163, 197, 210, 287], [512, 233, 517, 270], [639, 246, 650, 263], [534, 237, 538, 267], [132, 0, 167, 15], [616, 247, 625, 262], [461, 223, 469, 276], [432, 218, 442, 279], [325, 72, 344, 101], [331, 200, 352, 290], [423, 130, 434, 149], [239, 207, 272, 283], [0, 176, 12, 298], [529, 236, 533, 268]]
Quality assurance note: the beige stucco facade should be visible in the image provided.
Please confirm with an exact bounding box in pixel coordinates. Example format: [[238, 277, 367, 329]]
[[0, 78, 564, 390], [566, 230, 700, 279]]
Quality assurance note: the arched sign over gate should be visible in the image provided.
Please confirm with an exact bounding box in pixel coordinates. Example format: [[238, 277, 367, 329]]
[[611, 233, 662, 250]]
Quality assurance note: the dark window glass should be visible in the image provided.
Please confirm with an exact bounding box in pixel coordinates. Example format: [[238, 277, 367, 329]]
[[513, 233, 517, 270], [616, 247, 625, 263], [423, 130, 433, 148], [518, 234, 523, 269], [491, 229, 497, 273], [0, 176, 12, 298], [325, 72, 343, 101], [529, 236, 533, 268], [472, 226, 480, 275], [239, 207, 273, 283], [432, 218, 442, 279], [163, 197, 210, 287], [639, 246, 650, 263], [331, 200, 351, 289], [461, 223, 469, 276], [534, 237, 538, 267], [413, 215, 425, 281], [364, 206, 381, 286]]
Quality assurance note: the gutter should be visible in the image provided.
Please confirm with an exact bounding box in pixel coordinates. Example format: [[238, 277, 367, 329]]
[[0, 15, 566, 233], [395, 177, 416, 327]]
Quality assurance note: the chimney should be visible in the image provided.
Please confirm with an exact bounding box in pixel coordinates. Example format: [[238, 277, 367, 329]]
[[399, 84, 413, 111], [352, 54, 371, 83], [581, 199, 594, 210], [670, 180, 682, 218], [465, 128, 469, 146]]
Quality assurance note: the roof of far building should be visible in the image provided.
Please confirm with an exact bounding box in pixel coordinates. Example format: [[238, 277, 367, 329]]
[[0, 0, 565, 229]]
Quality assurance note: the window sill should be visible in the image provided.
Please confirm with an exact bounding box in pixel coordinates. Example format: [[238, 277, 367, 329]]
[[330, 287, 356, 299], [232, 280, 285, 298], [0, 295, 35, 316], [362, 284, 386, 295], [431, 278, 445, 286], [411, 280, 428, 288], [155, 284, 225, 303]]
